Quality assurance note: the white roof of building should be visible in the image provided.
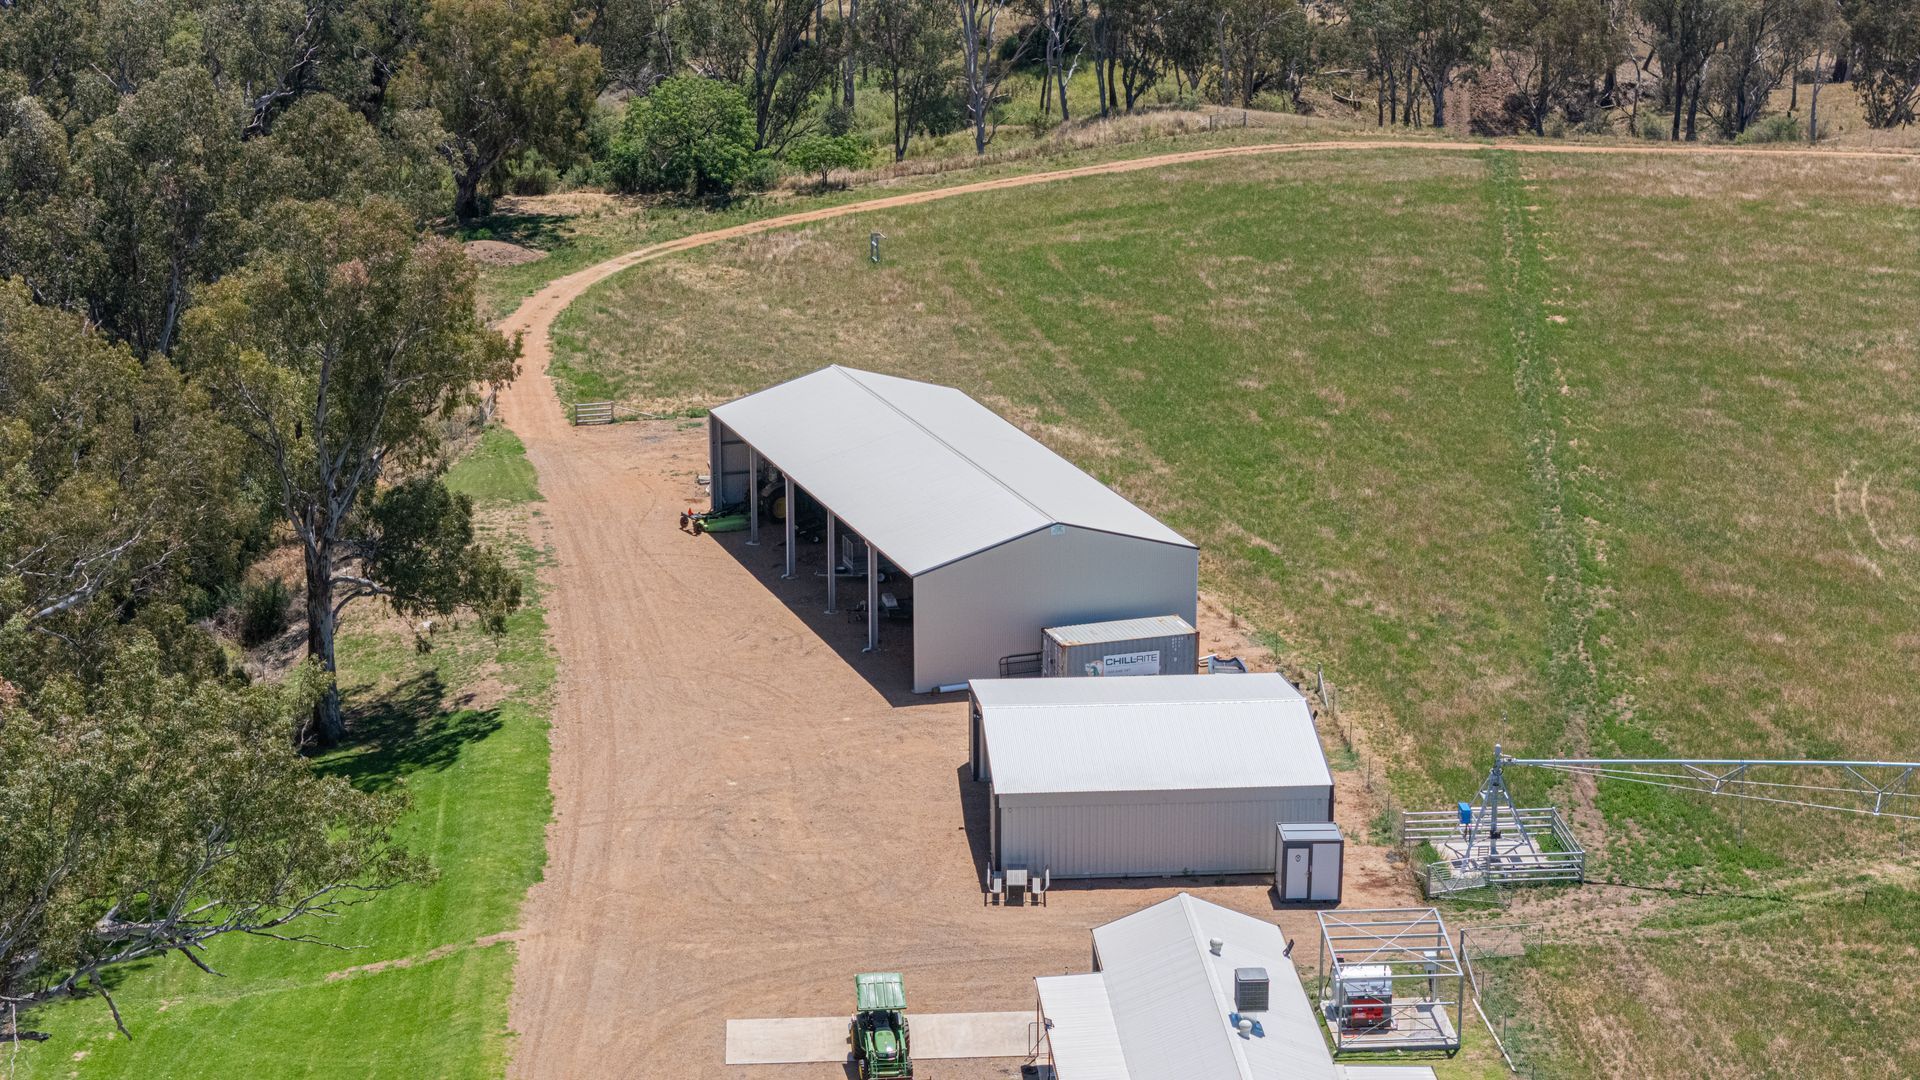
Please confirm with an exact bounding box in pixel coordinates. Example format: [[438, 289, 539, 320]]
[[973, 674, 1330, 796], [1044, 893, 1337, 1080], [1045, 615, 1197, 647], [1035, 974, 1132, 1080], [709, 366, 1193, 576]]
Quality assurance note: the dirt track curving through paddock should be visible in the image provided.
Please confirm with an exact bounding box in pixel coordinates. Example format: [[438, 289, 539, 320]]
[[491, 136, 1918, 1079]]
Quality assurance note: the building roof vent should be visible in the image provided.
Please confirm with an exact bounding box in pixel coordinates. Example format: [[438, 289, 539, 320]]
[[1208, 937, 1224, 956], [1234, 967, 1270, 1013]]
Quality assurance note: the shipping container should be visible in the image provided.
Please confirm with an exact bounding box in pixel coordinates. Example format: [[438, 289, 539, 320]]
[[1041, 615, 1199, 678]]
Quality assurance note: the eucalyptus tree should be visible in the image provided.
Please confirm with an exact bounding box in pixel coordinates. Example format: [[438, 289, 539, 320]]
[[1213, 0, 1314, 109], [1844, 0, 1920, 127], [684, 0, 843, 151], [0, 281, 247, 689], [398, 0, 601, 222], [1489, 0, 1623, 133], [1034, 0, 1084, 121], [956, 0, 1031, 153], [587, 0, 686, 93], [64, 65, 251, 359], [1343, 0, 1416, 123], [863, 0, 957, 158], [181, 200, 522, 746], [1706, 0, 1829, 135], [1639, 0, 1735, 138]]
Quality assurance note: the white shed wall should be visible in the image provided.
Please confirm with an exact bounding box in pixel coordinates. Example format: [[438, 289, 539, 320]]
[[913, 526, 1199, 694], [710, 418, 755, 507], [996, 786, 1332, 879]]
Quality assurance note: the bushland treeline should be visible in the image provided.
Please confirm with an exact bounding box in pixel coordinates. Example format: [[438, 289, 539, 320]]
[[1, 0, 533, 1043]]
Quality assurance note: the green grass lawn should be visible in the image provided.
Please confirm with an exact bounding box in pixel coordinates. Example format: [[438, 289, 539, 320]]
[[546, 145, 1920, 1076], [446, 424, 542, 505], [19, 429, 552, 1079]]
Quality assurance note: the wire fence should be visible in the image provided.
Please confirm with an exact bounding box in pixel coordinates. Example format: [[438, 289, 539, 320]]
[[1459, 922, 1550, 1077], [1309, 664, 1407, 853]]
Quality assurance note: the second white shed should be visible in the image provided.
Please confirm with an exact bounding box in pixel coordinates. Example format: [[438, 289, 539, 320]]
[[969, 674, 1334, 880]]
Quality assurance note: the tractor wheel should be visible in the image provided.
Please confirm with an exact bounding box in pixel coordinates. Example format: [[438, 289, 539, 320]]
[[857, 1061, 870, 1080]]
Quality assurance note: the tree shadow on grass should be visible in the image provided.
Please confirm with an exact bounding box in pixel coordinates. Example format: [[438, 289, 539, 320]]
[[316, 670, 503, 794], [455, 210, 570, 250]]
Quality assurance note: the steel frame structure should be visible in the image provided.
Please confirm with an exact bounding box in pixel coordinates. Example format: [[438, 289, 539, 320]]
[[1315, 908, 1465, 1055], [1505, 754, 1920, 820], [1407, 745, 1920, 896]]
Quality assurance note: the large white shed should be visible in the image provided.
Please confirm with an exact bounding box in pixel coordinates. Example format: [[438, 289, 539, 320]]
[[968, 674, 1334, 879], [709, 366, 1199, 693]]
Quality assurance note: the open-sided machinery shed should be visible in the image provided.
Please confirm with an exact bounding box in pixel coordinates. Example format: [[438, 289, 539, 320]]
[[709, 366, 1199, 693], [968, 674, 1334, 879]]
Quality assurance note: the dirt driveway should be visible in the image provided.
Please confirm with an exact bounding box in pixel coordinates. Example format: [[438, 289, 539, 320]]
[[490, 136, 1920, 1079]]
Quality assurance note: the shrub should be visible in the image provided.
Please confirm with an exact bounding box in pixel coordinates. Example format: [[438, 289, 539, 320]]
[[1574, 110, 1614, 136], [237, 579, 291, 647], [504, 149, 559, 195], [564, 100, 624, 188], [1735, 112, 1804, 144], [786, 133, 869, 186], [739, 152, 781, 192], [609, 76, 757, 196], [1543, 110, 1569, 138], [823, 102, 855, 137], [1634, 110, 1670, 141]]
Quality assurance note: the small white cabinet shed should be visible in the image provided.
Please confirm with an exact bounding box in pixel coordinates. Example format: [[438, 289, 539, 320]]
[[1276, 821, 1345, 903]]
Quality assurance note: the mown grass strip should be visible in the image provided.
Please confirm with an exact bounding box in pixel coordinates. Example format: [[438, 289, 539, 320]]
[[1487, 149, 1617, 770]]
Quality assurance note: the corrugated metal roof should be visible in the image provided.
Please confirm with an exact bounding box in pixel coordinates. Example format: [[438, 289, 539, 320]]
[[1279, 822, 1343, 843], [1336, 1067, 1439, 1080], [974, 675, 1329, 796], [709, 366, 1194, 576], [1045, 615, 1197, 648], [972, 672, 1307, 710], [1085, 893, 1338, 1080], [1036, 974, 1133, 1080]]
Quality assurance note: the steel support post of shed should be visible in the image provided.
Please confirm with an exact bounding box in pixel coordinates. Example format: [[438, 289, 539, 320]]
[[825, 512, 838, 614], [781, 476, 795, 579], [746, 448, 760, 545], [864, 557, 878, 653]]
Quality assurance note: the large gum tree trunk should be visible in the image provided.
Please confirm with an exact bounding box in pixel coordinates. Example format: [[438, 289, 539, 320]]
[[304, 545, 345, 746], [843, 0, 858, 109], [454, 167, 485, 225]]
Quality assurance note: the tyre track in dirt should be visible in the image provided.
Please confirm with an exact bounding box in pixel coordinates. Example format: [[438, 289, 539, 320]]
[[491, 136, 1919, 1079]]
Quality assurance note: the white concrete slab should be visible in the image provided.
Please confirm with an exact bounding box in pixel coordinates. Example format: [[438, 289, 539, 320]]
[[912, 1011, 1033, 1059], [724, 1017, 848, 1065], [724, 1011, 1032, 1065]]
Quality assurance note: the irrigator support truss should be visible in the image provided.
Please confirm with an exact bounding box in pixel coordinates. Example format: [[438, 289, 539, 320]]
[[1405, 746, 1920, 896]]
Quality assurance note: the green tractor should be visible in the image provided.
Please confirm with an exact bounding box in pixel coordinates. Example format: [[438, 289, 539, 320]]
[[850, 973, 912, 1079]]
